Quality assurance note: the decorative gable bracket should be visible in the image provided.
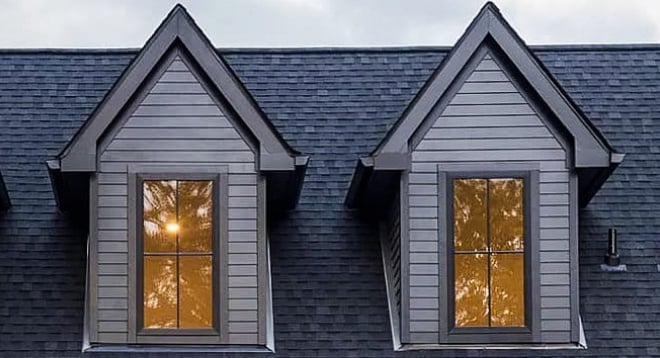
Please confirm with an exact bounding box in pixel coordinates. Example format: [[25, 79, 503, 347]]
[[346, 2, 623, 212], [48, 4, 307, 213]]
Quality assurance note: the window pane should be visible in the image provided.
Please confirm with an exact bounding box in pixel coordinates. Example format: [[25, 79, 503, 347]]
[[143, 180, 177, 253], [144, 256, 177, 328], [455, 253, 488, 327], [179, 256, 213, 328], [179, 181, 213, 253], [489, 178, 524, 252], [490, 253, 525, 327], [454, 179, 487, 251]]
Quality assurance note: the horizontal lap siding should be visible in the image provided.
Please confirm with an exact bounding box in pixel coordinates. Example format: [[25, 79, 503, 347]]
[[96, 57, 259, 344], [407, 55, 571, 343], [384, 193, 402, 318], [407, 171, 439, 343]]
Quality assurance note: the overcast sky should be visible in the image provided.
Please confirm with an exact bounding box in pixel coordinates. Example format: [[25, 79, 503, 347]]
[[0, 0, 659, 48]]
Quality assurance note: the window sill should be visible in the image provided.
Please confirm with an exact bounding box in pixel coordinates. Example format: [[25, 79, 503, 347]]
[[446, 328, 533, 345], [83, 344, 274, 354], [396, 342, 586, 351], [138, 328, 219, 336]]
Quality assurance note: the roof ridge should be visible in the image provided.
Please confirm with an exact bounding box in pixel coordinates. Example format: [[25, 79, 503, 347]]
[[217, 46, 453, 54], [0, 48, 140, 54], [0, 43, 658, 55], [530, 43, 660, 51]]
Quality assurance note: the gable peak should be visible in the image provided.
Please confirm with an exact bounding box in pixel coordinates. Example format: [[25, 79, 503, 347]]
[[166, 3, 191, 21], [480, 1, 501, 15], [57, 0, 303, 174]]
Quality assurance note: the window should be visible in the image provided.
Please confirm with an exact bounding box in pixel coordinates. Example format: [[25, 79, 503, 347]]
[[139, 179, 218, 332], [448, 173, 531, 337]]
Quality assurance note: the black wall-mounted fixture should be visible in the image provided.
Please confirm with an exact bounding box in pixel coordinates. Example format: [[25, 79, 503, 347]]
[[605, 228, 620, 266]]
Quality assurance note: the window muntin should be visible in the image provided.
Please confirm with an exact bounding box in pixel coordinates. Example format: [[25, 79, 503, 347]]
[[452, 177, 525, 328], [142, 180, 214, 329]]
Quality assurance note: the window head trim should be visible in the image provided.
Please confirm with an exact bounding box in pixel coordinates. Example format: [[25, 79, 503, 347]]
[[439, 164, 540, 344]]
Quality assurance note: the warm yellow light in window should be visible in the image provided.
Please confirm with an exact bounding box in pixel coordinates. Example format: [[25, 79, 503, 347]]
[[166, 222, 180, 233], [453, 178, 525, 328], [143, 180, 214, 329]]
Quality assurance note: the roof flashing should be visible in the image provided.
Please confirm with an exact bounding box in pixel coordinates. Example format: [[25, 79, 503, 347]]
[[0, 172, 10, 211]]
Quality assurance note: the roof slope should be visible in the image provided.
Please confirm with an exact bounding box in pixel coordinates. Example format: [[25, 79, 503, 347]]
[[0, 45, 658, 356]]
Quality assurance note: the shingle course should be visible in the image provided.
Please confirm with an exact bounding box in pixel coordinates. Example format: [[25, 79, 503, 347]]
[[0, 46, 658, 356]]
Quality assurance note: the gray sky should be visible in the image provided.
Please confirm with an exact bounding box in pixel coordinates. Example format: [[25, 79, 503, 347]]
[[0, 0, 659, 48]]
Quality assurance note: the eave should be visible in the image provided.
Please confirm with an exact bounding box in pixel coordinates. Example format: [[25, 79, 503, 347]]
[[578, 153, 626, 207], [345, 157, 401, 217]]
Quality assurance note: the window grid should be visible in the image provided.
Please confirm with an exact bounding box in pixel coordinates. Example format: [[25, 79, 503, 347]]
[[453, 177, 525, 328], [142, 179, 214, 330]]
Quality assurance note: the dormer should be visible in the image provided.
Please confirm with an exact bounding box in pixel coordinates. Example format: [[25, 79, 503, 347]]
[[346, 2, 622, 349], [47, 4, 306, 351]]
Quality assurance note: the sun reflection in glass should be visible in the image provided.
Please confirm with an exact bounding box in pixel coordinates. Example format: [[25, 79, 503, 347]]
[[143, 180, 214, 329], [166, 222, 180, 233]]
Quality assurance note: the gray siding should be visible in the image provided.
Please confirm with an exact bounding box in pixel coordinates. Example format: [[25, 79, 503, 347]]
[[95, 57, 261, 344], [405, 54, 572, 343], [383, 192, 402, 318]]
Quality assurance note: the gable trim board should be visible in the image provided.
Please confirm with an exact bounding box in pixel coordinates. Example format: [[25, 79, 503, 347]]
[[346, 2, 622, 210], [58, 4, 298, 172], [48, 4, 307, 212]]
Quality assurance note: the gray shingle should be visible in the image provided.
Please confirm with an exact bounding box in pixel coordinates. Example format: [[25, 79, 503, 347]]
[[0, 45, 658, 356]]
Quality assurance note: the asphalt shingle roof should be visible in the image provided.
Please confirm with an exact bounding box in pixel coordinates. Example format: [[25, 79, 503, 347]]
[[0, 45, 658, 357]]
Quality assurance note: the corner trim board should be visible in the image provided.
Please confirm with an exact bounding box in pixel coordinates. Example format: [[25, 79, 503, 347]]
[[88, 174, 100, 344], [569, 172, 580, 342], [400, 170, 411, 343], [257, 175, 268, 345]]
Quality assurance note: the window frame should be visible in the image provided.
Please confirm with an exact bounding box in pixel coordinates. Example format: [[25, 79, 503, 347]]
[[127, 166, 229, 345], [137, 174, 220, 336], [439, 164, 540, 344]]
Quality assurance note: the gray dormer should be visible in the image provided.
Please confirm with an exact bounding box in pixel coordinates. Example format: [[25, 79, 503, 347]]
[[347, 2, 623, 350], [47, 4, 306, 352]]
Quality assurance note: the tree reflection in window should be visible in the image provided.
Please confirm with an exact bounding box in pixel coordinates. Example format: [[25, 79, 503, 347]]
[[143, 180, 213, 329], [453, 178, 524, 328]]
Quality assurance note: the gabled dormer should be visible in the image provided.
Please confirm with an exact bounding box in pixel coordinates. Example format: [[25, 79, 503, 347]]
[[347, 2, 622, 350], [48, 4, 306, 351]]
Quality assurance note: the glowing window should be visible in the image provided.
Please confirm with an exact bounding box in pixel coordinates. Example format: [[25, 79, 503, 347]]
[[142, 180, 214, 329], [452, 177, 525, 328]]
